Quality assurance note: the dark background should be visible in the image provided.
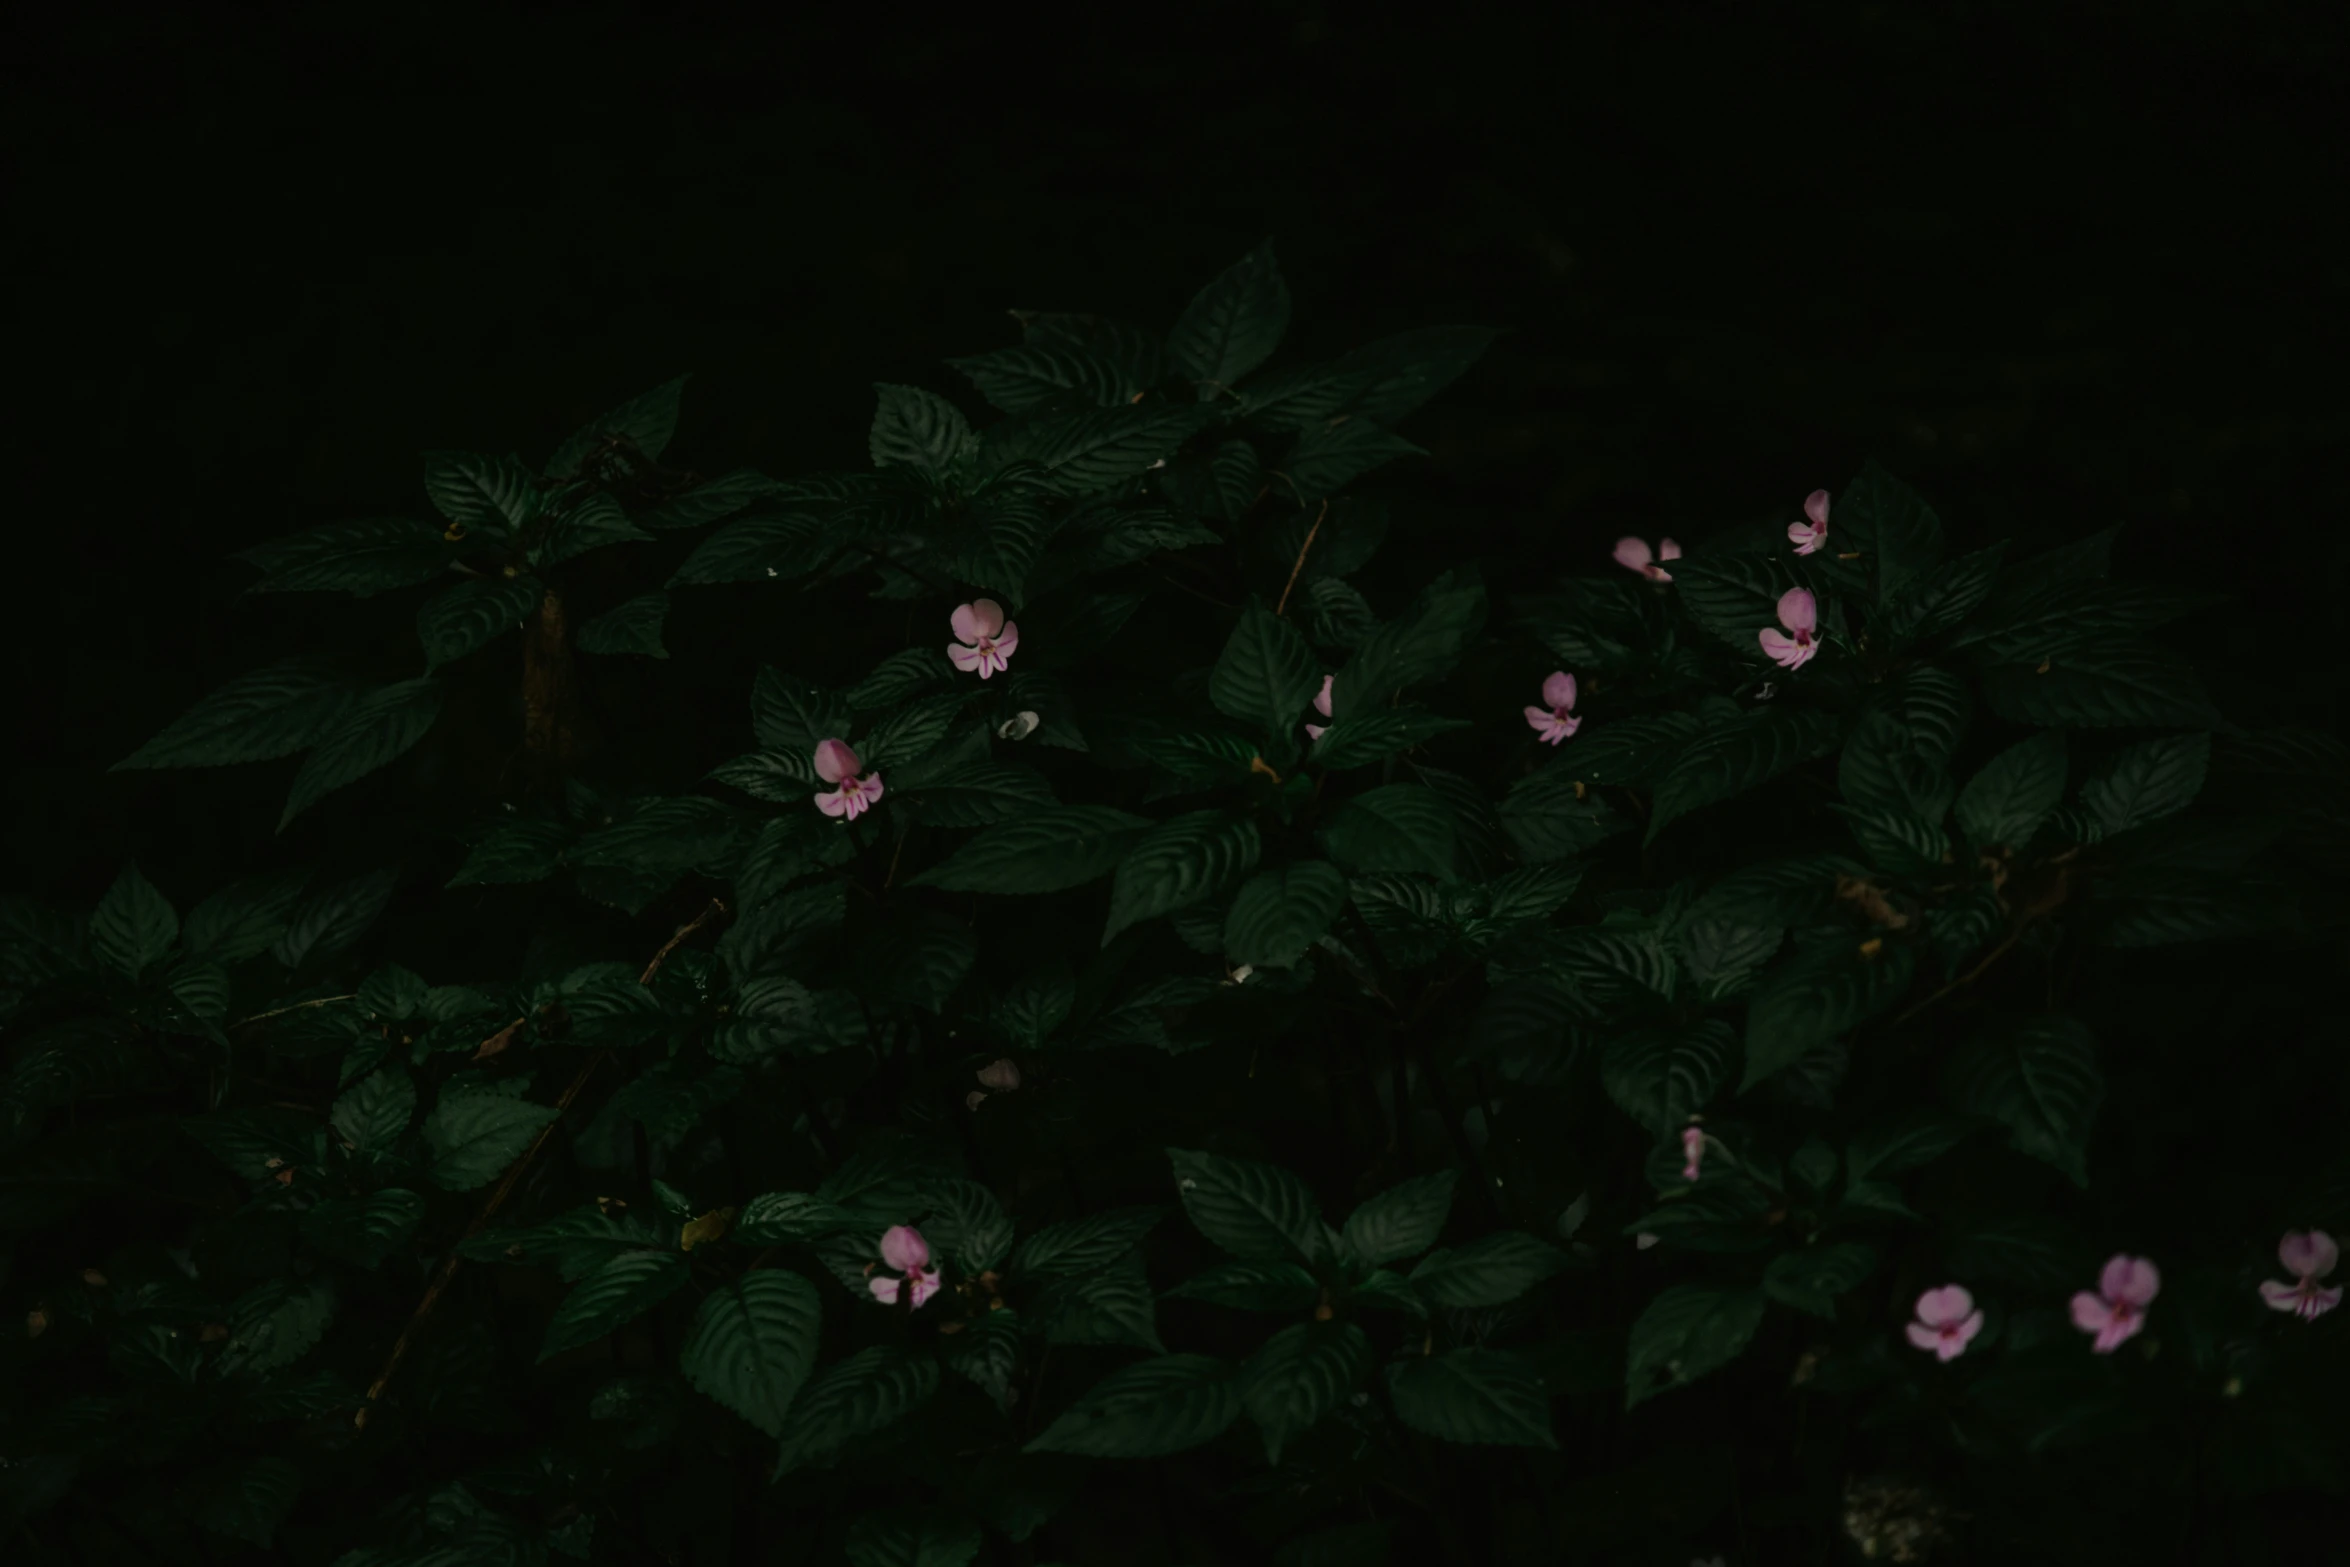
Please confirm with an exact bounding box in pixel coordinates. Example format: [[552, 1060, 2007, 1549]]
[[9, 1, 2347, 919]]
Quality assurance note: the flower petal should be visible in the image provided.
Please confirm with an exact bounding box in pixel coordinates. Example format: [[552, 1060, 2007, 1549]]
[[948, 642, 985, 673], [1775, 587, 1817, 636], [977, 1058, 1021, 1091], [2096, 1312, 2146, 1354], [1542, 670, 1577, 712], [1805, 489, 1831, 528], [2280, 1229, 2338, 1280], [1314, 674, 1334, 717], [909, 1268, 943, 1310], [2260, 1279, 2307, 1313], [1659, 538, 1682, 561], [1904, 1321, 1943, 1353], [1548, 713, 1580, 743], [993, 621, 1019, 661], [2101, 1254, 2161, 1307], [952, 600, 1004, 644], [2306, 1285, 2344, 1320], [814, 738, 860, 784], [1524, 705, 1559, 736], [1915, 1285, 1975, 1328], [1613, 537, 1654, 573], [2069, 1290, 2116, 1336], [815, 788, 852, 818], [1304, 723, 1326, 741], [1954, 1309, 1985, 1348], [1759, 628, 1807, 669], [880, 1225, 930, 1272], [868, 1276, 900, 1305]]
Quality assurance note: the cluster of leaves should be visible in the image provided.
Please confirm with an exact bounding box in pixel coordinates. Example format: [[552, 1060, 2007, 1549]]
[[3, 242, 2346, 1566]]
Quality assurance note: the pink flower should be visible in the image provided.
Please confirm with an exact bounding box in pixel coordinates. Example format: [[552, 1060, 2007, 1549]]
[[1680, 1126, 1705, 1182], [1305, 674, 1334, 742], [2259, 1230, 2343, 1322], [868, 1224, 942, 1309], [1904, 1285, 1985, 1362], [976, 1059, 1021, 1091], [2070, 1254, 2160, 1353], [1788, 489, 1831, 556], [813, 738, 884, 821], [1757, 588, 1820, 672], [1614, 536, 1682, 583], [965, 1090, 988, 1112], [1524, 670, 1581, 745], [948, 599, 1019, 679]]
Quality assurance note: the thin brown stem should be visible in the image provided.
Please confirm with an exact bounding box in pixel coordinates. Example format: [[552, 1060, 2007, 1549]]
[[230, 994, 355, 1029], [1274, 499, 1330, 617], [1892, 928, 2023, 1027]]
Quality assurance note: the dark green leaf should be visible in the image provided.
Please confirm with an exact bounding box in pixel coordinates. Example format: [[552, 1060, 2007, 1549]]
[[114, 657, 355, 771], [636, 467, 784, 531], [950, 343, 1136, 414], [272, 869, 398, 969], [897, 763, 1057, 828], [1955, 731, 2067, 853], [1623, 1284, 1768, 1409], [1245, 1321, 1372, 1462], [279, 678, 445, 830], [330, 1069, 414, 1153], [669, 511, 829, 586], [1341, 1171, 1456, 1266], [1647, 708, 1841, 843], [417, 575, 542, 668], [422, 449, 538, 532], [869, 384, 972, 474], [577, 592, 670, 658], [773, 1347, 941, 1474], [844, 1508, 983, 1567], [1279, 422, 1426, 501], [1407, 1232, 1568, 1308], [1763, 1242, 1878, 1318], [679, 1270, 822, 1436], [1025, 1354, 1243, 1458], [1835, 462, 1945, 602], [1742, 937, 1917, 1092], [1165, 1260, 1322, 1312], [1169, 240, 1290, 394], [238, 517, 454, 596], [1671, 552, 1803, 654], [1104, 813, 1261, 942], [1544, 712, 1704, 790], [536, 491, 651, 569], [180, 870, 309, 964], [90, 865, 177, 980], [1329, 567, 1486, 717], [914, 806, 1150, 894], [189, 1457, 301, 1548], [1941, 1015, 2103, 1187], [1845, 1112, 1976, 1185], [1211, 600, 1322, 734], [1881, 541, 2006, 644], [539, 1250, 690, 1361], [448, 818, 573, 887], [1602, 1021, 1732, 1139], [1310, 708, 1470, 770], [1980, 638, 2219, 728], [1012, 1207, 1165, 1281], [544, 375, 687, 479], [984, 404, 1212, 495], [1169, 1147, 1328, 1264], [424, 1090, 559, 1191], [1320, 785, 1457, 879], [2081, 733, 2209, 835], [1224, 861, 1348, 969], [1038, 1255, 1163, 1353], [1385, 1348, 1556, 1448], [1322, 325, 1499, 426]]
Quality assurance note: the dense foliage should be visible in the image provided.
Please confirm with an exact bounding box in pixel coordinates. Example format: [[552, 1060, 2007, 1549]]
[[4, 242, 2346, 1565]]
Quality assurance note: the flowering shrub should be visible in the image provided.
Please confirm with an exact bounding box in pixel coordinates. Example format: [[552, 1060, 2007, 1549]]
[[2, 241, 2344, 1564]]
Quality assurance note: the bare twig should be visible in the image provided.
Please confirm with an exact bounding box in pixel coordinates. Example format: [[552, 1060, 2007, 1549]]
[[1892, 929, 2022, 1027], [355, 899, 731, 1429], [1274, 499, 1330, 618], [230, 994, 354, 1029]]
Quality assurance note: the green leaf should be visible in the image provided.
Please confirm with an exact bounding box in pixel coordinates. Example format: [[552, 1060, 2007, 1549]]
[[1542, 712, 1703, 789], [845, 1508, 984, 1567], [912, 806, 1151, 893], [774, 1346, 941, 1475], [113, 657, 355, 771], [669, 510, 829, 586], [1836, 462, 1946, 603], [424, 450, 539, 532], [897, 763, 1057, 829], [1881, 541, 2007, 644], [1211, 600, 1322, 734], [850, 648, 957, 711], [1104, 813, 1261, 943], [636, 467, 783, 531], [417, 575, 542, 668], [1165, 1260, 1322, 1312], [984, 404, 1212, 495], [238, 517, 454, 596], [1385, 1348, 1556, 1448], [732, 1192, 853, 1245], [1279, 422, 1426, 501], [2081, 733, 2209, 835], [577, 592, 670, 658], [678, 1270, 822, 1437], [189, 1457, 301, 1548], [536, 491, 651, 569], [1169, 1147, 1328, 1264], [862, 693, 967, 770], [544, 374, 687, 479], [1955, 731, 2067, 853], [1320, 785, 1457, 879], [1763, 1242, 1879, 1318], [424, 1089, 559, 1192], [869, 384, 972, 474], [1025, 1354, 1244, 1458], [1038, 1256, 1163, 1353], [570, 797, 744, 876], [1322, 325, 1498, 426], [1623, 1284, 1768, 1409], [217, 1275, 337, 1377], [330, 1069, 415, 1153], [1674, 919, 1782, 1001], [1845, 1112, 1976, 1185], [299, 1188, 422, 1269], [1980, 638, 2219, 728], [272, 868, 398, 969], [1224, 861, 1348, 969], [279, 678, 445, 831], [1894, 663, 1972, 765], [1309, 708, 1471, 770], [1954, 577, 2215, 665], [1341, 1171, 1456, 1266], [1671, 552, 1804, 655], [1602, 1020, 1732, 1139], [1941, 1015, 2103, 1187], [1646, 708, 1841, 843], [180, 869, 309, 964], [1407, 1232, 1568, 1308], [539, 1250, 689, 1361], [1329, 567, 1486, 717], [1244, 1320, 1372, 1463], [1691, 853, 1865, 927], [1837, 708, 1956, 821], [950, 343, 1136, 414], [1169, 240, 1290, 394], [448, 818, 573, 888], [1011, 1207, 1165, 1281], [90, 865, 177, 980], [1742, 936, 1917, 1093]]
